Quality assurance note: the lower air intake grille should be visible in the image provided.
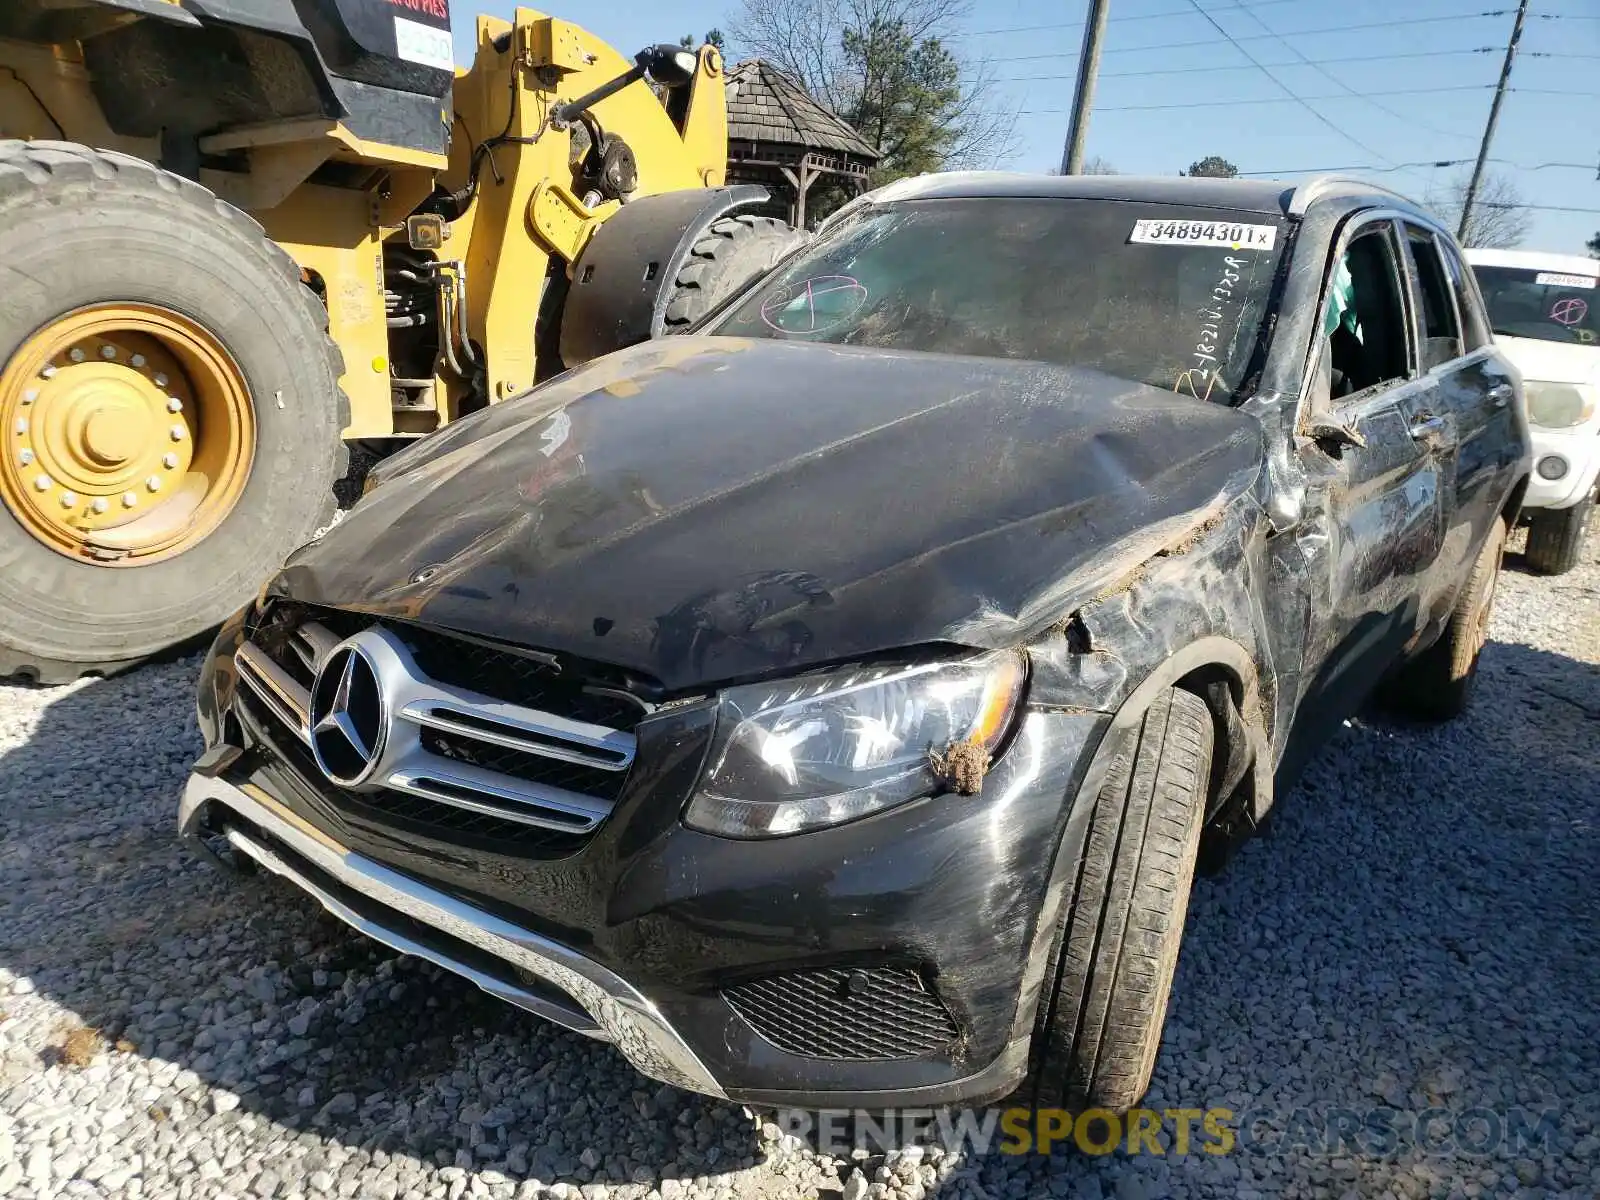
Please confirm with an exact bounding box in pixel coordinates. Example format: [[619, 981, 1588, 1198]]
[[722, 967, 958, 1061]]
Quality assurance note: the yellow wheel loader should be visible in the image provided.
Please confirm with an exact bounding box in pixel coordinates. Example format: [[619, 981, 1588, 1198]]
[[0, 0, 801, 681]]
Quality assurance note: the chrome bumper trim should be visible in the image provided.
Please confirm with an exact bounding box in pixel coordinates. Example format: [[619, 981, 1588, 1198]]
[[235, 642, 312, 746], [179, 774, 728, 1100]]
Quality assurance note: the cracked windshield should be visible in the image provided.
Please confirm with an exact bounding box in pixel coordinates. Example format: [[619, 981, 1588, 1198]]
[[713, 197, 1286, 405]]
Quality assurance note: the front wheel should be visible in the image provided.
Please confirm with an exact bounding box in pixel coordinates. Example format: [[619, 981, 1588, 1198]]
[[1523, 494, 1592, 576], [0, 141, 348, 682], [1025, 687, 1214, 1115]]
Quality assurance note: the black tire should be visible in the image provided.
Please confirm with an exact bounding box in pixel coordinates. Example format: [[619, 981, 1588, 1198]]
[[660, 213, 806, 330], [1026, 687, 1214, 1115], [0, 141, 348, 683], [1386, 517, 1507, 721], [1523, 493, 1592, 576]]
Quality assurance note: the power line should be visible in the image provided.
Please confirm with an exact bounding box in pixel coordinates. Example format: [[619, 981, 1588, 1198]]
[[1000, 13, 1513, 64], [1198, 0, 1483, 145], [1176, 0, 1393, 164], [1236, 158, 1598, 176], [954, 0, 1322, 38], [1020, 84, 1495, 113], [997, 48, 1496, 84], [1482, 203, 1600, 213]]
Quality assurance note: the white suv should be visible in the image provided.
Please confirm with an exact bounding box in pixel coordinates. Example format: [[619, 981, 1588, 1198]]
[[1467, 248, 1598, 574]]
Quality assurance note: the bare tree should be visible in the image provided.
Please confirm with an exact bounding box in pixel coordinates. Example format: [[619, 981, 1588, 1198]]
[[1047, 155, 1118, 176], [729, 0, 1017, 181], [1425, 171, 1532, 249]]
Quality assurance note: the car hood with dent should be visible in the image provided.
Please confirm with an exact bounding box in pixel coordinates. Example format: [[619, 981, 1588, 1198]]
[[277, 338, 1265, 693]]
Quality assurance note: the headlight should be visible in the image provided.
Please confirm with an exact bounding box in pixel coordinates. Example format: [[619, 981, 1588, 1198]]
[[683, 651, 1026, 838], [1525, 382, 1596, 429]]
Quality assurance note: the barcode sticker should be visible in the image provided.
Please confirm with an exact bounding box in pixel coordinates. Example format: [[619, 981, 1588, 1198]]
[[1130, 219, 1277, 250], [1534, 271, 1596, 289], [394, 16, 453, 71]]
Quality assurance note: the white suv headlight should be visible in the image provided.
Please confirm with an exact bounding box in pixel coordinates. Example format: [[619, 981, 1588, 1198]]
[[684, 651, 1026, 838], [1525, 382, 1596, 429]]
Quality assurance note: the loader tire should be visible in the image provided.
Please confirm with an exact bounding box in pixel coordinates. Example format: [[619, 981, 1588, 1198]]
[[1025, 687, 1213, 1116], [660, 213, 806, 330], [0, 141, 348, 683]]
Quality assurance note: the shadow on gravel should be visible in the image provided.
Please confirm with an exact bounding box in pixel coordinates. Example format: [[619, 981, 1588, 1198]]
[[1123, 635, 1599, 1197], [2, 635, 1596, 1199], [0, 660, 765, 1196]]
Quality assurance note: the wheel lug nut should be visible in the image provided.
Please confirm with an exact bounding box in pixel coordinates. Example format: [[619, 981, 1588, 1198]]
[[170, 424, 185, 441], [13, 418, 25, 435], [91, 497, 108, 514], [121, 491, 137, 508], [60, 491, 77, 507], [18, 449, 33, 466], [167, 396, 182, 413], [100, 345, 117, 359], [153, 372, 168, 388], [22, 389, 36, 404], [69, 347, 87, 363], [131, 354, 146, 368], [40, 365, 56, 379], [162, 452, 179, 469], [146, 475, 162, 492], [33, 474, 51, 491]]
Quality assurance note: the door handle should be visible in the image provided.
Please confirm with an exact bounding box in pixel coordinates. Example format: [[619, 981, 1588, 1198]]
[[1487, 383, 1514, 409], [1409, 413, 1448, 443]]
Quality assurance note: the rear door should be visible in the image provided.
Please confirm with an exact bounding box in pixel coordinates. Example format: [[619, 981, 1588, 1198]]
[[1399, 223, 1519, 595], [1283, 217, 1452, 771]]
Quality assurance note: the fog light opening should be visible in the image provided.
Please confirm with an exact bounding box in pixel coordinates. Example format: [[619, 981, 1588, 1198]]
[[1536, 455, 1569, 482]]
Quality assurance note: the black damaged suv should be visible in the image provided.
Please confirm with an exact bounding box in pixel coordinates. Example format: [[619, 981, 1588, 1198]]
[[182, 174, 1529, 1114]]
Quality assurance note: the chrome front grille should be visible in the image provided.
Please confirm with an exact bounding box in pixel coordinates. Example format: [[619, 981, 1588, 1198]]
[[234, 613, 641, 836]]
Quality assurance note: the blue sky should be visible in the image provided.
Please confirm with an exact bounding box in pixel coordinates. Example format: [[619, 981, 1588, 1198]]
[[451, 0, 1599, 253]]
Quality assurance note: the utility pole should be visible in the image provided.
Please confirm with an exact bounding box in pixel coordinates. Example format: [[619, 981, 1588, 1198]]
[[1060, 0, 1112, 174], [1459, 0, 1528, 243]]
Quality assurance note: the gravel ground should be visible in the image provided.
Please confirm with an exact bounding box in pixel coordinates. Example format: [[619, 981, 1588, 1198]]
[[1, 530, 1595, 1200]]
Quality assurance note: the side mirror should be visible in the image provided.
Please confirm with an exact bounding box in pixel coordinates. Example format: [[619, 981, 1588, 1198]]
[[1304, 414, 1367, 451], [636, 45, 700, 89], [1302, 338, 1366, 452]]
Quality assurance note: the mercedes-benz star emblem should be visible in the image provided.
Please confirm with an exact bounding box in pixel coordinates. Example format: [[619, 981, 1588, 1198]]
[[309, 640, 386, 787]]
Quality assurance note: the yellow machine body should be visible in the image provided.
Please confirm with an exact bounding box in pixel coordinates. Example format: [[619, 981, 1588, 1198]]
[[0, 6, 731, 438]]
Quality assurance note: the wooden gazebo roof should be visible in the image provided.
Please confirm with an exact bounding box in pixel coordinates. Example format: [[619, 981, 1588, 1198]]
[[725, 59, 881, 225], [726, 60, 880, 163]]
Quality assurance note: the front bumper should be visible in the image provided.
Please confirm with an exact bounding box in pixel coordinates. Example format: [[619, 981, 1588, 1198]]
[[185, 616, 1109, 1108], [181, 770, 729, 1097], [1525, 423, 1600, 510]]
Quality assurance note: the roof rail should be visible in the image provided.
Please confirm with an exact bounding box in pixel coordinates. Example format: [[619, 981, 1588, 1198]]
[[1287, 174, 1413, 216]]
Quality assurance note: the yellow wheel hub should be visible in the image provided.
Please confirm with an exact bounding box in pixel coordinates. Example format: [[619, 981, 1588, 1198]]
[[0, 305, 255, 563]]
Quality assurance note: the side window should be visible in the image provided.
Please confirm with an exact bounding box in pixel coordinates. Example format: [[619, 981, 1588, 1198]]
[[1437, 241, 1487, 352], [1404, 225, 1464, 369], [1325, 224, 1412, 401]]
